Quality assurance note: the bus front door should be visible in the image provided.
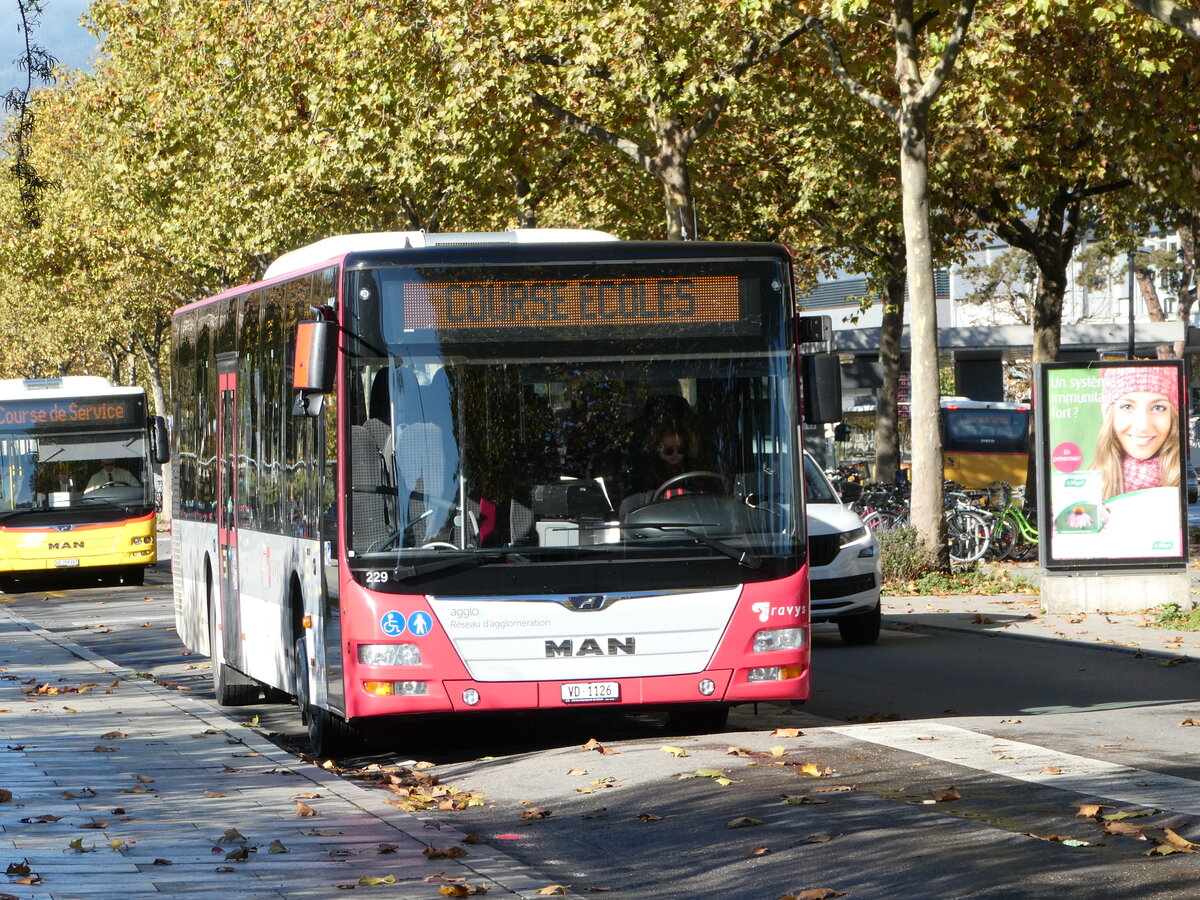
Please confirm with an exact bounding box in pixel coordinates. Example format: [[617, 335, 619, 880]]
[[216, 364, 243, 671]]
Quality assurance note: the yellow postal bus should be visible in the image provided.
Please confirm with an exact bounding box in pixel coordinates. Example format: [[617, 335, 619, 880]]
[[0, 376, 168, 584]]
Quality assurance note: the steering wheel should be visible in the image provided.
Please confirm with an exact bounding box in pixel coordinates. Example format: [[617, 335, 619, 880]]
[[87, 481, 134, 495], [651, 471, 729, 501]]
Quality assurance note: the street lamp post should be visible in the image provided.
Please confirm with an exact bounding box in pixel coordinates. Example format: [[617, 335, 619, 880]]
[[1127, 248, 1136, 360]]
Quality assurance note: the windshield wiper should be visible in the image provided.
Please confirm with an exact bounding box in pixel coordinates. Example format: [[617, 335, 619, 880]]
[[76, 497, 127, 511], [391, 549, 529, 580], [597, 522, 763, 569]]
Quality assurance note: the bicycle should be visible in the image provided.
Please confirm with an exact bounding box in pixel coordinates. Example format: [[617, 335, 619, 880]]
[[944, 486, 991, 564], [984, 482, 1038, 561], [851, 482, 910, 531]]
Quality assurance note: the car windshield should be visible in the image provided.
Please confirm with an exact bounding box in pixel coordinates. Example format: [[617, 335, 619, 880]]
[[803, 454, 839, 504]]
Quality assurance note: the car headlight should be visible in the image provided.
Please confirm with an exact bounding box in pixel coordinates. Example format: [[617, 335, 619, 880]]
[[838, 526, 868, 548]]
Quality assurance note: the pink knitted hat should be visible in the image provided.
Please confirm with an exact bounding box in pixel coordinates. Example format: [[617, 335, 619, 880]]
[[1100, 365, 1179, 412]]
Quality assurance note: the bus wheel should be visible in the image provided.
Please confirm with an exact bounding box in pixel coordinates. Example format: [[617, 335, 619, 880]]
[[667, 704, 730, 734], [209, 600, 258, 706], [118, 566, 145, 587], [293, 636, 357, 759]]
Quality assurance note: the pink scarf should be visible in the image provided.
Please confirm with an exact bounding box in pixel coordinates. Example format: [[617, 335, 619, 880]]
[[1121, 456, 1161, 493]]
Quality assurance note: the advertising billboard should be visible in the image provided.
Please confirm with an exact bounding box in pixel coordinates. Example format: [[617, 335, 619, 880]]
[[1035, 360, 1187, 571]]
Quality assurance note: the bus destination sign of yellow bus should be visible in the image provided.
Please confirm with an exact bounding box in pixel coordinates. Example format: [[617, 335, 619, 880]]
[[0, 398, 138, 431], [402, 275, 741, 330]]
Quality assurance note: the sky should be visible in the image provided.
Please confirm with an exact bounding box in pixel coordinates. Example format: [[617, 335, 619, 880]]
[[2, 0, 97, 93]]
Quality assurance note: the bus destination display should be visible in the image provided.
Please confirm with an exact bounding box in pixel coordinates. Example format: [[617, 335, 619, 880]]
[[0, 396, 142, 432], [402, 275, 743, 331]]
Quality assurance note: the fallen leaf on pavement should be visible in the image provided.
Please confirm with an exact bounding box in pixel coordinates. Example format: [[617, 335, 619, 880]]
[[726, 817, 762, 828], [582, 738, 619, 755], [1103, 821, 1144, 836], [424, 844, 467, 859], [660, 746, 688, 758], [772, 728, 803, 738]]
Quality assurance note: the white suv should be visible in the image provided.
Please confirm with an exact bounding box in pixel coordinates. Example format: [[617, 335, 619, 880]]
[[804, 453, 882, 644]]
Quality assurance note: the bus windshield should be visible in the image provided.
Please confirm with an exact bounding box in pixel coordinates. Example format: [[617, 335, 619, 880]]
[[942, 406, 1030, 453], [343, 257, 802, 592], [0, 397, 154, 520]]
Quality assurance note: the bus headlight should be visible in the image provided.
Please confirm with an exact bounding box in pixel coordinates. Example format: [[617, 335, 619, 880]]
[[753, 627, 806, 652], [747, 665, 805, 682], [357, 644, 421, 666]]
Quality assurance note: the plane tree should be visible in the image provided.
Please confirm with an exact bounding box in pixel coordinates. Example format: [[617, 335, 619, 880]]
[[804, 0, 979, 564], [431, 0, 817, 240]]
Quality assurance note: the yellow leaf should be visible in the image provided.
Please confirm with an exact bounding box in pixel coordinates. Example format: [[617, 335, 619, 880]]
[[536, 887, 567, 896], [772, 728, 803, 738], [725, 816, 762, 828], [359, 875, 398, 885], [770, 746, 786, 757], [1162, 828, 1200, 853], [660, 746, 687, 758]]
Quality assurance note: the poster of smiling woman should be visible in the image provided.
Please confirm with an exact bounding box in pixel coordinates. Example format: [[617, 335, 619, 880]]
[[1035, 361, 1187, 570]]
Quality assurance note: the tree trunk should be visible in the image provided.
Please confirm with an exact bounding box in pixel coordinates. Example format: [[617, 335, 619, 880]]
[[1030, 264, 1065, 366], [136, 329, 172, 527], [1133, 264, 1172, 359], [898, 103, 948, 564], [875, 270, 906, 482], [1174, 219, 1197, 359], [653, 119, 696, 241]]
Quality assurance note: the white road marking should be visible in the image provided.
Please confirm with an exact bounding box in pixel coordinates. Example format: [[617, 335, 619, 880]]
[[838, 721, 1200, 815]]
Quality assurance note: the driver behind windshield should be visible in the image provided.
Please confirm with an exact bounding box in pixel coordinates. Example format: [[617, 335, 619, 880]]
[[85, 459, 139, 492], [619, 415, 709, 518]]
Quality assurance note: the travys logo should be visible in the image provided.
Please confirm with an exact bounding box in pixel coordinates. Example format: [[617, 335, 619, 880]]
[[751, 601, 806, 622]]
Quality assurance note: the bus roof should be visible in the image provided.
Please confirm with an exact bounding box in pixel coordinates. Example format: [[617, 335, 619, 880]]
[[263, 229, 618, 281], [0, 376, 145, 402]]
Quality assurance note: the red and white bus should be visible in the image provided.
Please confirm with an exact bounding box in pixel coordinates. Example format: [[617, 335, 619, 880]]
[[171, 231, 834, 755]]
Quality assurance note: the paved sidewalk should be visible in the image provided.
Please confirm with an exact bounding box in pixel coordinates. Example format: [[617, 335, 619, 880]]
[[883, 589, 1200, 662], [0, 610, 569, 900]]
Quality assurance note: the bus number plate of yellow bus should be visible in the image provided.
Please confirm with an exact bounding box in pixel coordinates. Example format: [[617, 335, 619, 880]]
[[561, 682, 620, 704], [53, 559, 80, 568]]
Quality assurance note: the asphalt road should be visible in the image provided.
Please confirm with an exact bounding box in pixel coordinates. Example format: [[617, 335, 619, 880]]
[[2, 563, 1198, 899]]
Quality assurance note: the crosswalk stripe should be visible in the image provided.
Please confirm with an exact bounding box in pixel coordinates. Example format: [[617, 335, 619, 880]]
[[837, 721, 1200, 815]]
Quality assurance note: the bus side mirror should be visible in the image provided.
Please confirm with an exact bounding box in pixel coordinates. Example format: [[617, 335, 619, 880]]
[[801, 354, 842, 425], [292, 320, 336, 417], [150, 416, 170, 464]]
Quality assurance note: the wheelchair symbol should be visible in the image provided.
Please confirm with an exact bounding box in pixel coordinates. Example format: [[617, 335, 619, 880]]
[[380, 611, 406, 637]]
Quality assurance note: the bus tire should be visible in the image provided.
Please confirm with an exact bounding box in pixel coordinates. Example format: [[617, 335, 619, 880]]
[[209, 594, 258, 707], [293, 636, 356, 759], [838, 602, 882, 645], [119, 566, 146, 587], [667, 704, 730, 734]]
